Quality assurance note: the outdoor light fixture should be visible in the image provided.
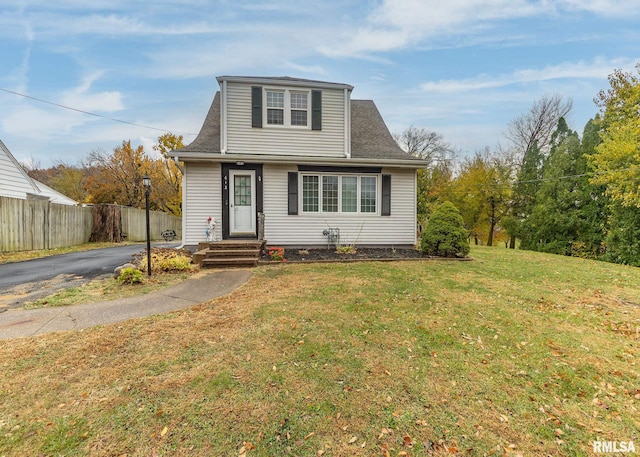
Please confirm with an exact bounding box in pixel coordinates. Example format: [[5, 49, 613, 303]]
[[143, 175, 152, 276]]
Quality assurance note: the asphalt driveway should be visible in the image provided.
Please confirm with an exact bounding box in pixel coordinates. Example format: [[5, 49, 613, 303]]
[[0, 242, 178, 311]]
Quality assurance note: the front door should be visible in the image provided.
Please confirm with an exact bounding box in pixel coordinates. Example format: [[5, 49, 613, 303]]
[[229, 169, 256, 236]]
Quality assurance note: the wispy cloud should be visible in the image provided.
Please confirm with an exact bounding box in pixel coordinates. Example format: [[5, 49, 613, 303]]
[[60, 72, 124, 113], [320, 0, 640, 58], [284, 61, 326, 75], [419, 58, 639, 93]]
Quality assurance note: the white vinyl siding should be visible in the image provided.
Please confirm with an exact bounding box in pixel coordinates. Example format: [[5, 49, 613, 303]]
[[225, 82, 346, 157], [183, 162, 222, 246], [263, 164, 417, 247], [0, 143, 41, 199]]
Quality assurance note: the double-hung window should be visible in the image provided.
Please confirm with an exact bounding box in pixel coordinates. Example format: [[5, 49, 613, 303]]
[[266, 91, 284, 125], [264, 89, 310, 128], [301, 174, 377, 214], [290, 92, 308, 126]]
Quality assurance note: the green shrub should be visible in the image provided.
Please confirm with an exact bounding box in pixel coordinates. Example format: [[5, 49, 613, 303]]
[[117, 267, 143, 284], [336, 245, 357, 255], [420, 201, 470, 257], [137, 248, 197, 273]]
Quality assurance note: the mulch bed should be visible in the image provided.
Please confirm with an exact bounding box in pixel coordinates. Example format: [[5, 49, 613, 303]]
[[260, 248, 471, 263]]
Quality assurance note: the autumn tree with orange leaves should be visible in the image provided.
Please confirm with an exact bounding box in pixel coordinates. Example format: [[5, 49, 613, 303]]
[[85, 140, 151, 208], [83, 135, 183, 214]]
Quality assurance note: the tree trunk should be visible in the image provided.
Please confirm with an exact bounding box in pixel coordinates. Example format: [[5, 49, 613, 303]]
[[509, 235, 516, 249], [89, 204, 123, 242], [487, 221, 495, 247], [487, 200, 496, 247]]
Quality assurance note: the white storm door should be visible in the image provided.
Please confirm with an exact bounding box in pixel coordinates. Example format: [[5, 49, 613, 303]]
[[229, 170, 256, 235]]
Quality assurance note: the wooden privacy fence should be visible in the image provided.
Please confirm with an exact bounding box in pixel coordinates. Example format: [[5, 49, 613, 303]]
[[0, 197, 181, 252], [121, 206, 182, 242]]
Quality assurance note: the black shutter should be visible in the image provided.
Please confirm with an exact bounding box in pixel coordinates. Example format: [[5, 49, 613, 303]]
[[381, 174, 391, 216], [288, 172, 298, 215], [251, 86, 262, 128], [311, 90, 322, 130]]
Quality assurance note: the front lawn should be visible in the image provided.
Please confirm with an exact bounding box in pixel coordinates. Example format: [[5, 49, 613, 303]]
[[1, 246, 638, 456]]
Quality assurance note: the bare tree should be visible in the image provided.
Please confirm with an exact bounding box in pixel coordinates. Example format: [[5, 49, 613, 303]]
[[394, 126, 454, 164], [505, 94, 573, 162]]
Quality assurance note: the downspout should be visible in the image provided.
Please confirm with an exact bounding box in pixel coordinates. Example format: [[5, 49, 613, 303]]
[[344, 88, 351, 159], [176, 159, 186, 250], [221, 79, 227, 154]]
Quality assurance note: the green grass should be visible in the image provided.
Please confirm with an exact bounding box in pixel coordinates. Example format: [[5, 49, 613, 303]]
[[1, 246, 639, 456], [23, 272, 194, 309]]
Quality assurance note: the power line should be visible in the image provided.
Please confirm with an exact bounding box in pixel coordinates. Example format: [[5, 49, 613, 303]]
[[0, 87, 198, 136]]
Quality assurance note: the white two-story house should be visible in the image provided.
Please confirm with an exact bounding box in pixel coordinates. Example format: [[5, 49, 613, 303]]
[[172, 76, 426, 249]]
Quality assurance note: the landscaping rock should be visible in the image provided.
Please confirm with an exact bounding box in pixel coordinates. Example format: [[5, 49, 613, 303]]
[[114, 263, 137, 279]]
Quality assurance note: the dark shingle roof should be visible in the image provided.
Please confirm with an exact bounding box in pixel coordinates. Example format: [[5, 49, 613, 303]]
[[178, 91, 422, 164], [179, 92, 221, 154], [350, 100, 421, 161]]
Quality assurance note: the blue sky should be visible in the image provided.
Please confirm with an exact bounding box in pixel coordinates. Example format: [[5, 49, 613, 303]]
[[1, 0, 639, 167]]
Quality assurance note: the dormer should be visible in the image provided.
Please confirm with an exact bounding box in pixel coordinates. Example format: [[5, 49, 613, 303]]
[[216, 76, 354, 159]]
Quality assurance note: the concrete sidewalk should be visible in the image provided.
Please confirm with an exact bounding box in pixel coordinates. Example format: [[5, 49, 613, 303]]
[[0, 269, 253, 340]]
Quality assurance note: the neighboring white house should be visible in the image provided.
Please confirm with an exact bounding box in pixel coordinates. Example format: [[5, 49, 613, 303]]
[[0, 140, 77, 206], [171, 76, 427, 249]]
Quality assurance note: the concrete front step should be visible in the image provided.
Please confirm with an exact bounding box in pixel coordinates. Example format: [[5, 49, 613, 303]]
[[194, 240, 266, 268], [205, 251, 260, 259], [198, 240, 265, 251], [201, 257, 259, 268]]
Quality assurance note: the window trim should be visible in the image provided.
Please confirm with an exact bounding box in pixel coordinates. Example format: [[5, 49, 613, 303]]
[[299, 173, 379, 215], [263, 87, 311, 129], [265, 90, 284, 126]]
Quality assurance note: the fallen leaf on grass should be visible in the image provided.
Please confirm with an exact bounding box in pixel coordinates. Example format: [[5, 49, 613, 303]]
[[160, 426, 168, 437], [348, 436, 357, 444]]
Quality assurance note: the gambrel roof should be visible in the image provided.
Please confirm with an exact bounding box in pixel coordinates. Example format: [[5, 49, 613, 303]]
[[177, 81, 424, 166]]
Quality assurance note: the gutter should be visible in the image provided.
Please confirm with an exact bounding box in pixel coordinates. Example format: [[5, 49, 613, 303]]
[[170, 152, 428, 169]]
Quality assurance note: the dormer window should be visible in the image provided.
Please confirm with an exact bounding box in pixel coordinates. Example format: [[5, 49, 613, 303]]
[[252, 85, 321, 130], [266, 91, 284, 125], [290, 92, 308, 126], [264, 89, 310, 128]]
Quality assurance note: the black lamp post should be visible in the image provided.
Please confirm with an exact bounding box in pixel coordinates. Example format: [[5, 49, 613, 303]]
[[143, 174, 152, 276]]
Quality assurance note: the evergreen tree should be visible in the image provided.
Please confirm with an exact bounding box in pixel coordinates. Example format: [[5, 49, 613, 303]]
[[519, 118, 608, 258], [505, 141, 543, 247], [520, 129, 581, 254], [420, 201, 470, 257]]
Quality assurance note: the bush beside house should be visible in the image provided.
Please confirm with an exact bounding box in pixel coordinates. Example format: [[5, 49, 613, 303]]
[[420, 201, 470, 258]]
